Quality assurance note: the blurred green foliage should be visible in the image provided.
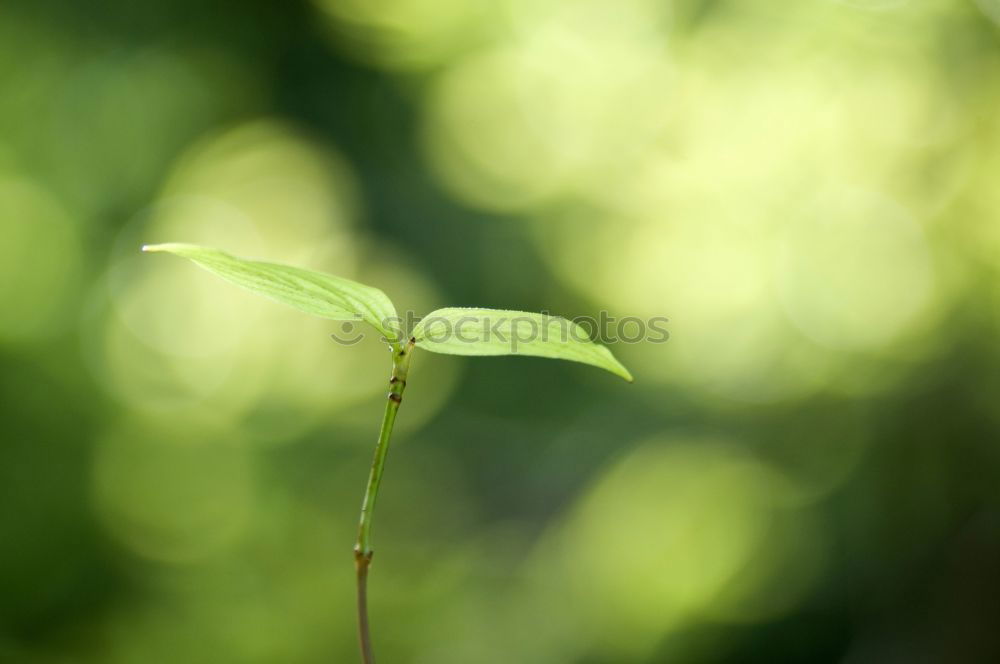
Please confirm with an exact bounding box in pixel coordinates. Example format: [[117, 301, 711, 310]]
[[2, 0, 1000, 662]]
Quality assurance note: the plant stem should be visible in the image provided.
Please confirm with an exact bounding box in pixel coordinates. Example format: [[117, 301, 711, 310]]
[[354, 339, 413, 664]]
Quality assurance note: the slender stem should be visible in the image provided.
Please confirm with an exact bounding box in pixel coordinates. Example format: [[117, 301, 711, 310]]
[[354, 339, 413, 664], [355, 551, 374, 664]]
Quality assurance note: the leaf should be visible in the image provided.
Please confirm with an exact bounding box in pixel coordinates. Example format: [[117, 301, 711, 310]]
[[411, 308, 633, 382], [142, 243, 399, 341]]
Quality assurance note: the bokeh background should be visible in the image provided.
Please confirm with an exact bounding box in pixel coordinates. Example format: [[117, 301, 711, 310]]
[[3, 0, 1000, 662]]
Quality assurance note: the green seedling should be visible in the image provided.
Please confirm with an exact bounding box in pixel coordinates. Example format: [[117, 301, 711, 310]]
[[142, 243, 632, 663]]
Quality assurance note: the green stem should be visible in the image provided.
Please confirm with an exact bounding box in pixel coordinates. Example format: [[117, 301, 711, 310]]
[[354, 339, 413, 664]]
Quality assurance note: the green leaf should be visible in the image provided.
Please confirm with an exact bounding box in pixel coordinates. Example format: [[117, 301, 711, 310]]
[[142, 243, 399, 341], [411, 308, 633, 382]]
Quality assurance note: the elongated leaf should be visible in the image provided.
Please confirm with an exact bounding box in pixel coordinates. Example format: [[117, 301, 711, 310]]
[[412, 308, 633, 381], [142, 243, 399, 341]]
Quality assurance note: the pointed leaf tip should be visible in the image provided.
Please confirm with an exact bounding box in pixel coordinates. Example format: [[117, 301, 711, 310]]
[[142, 242, 197, 254]]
